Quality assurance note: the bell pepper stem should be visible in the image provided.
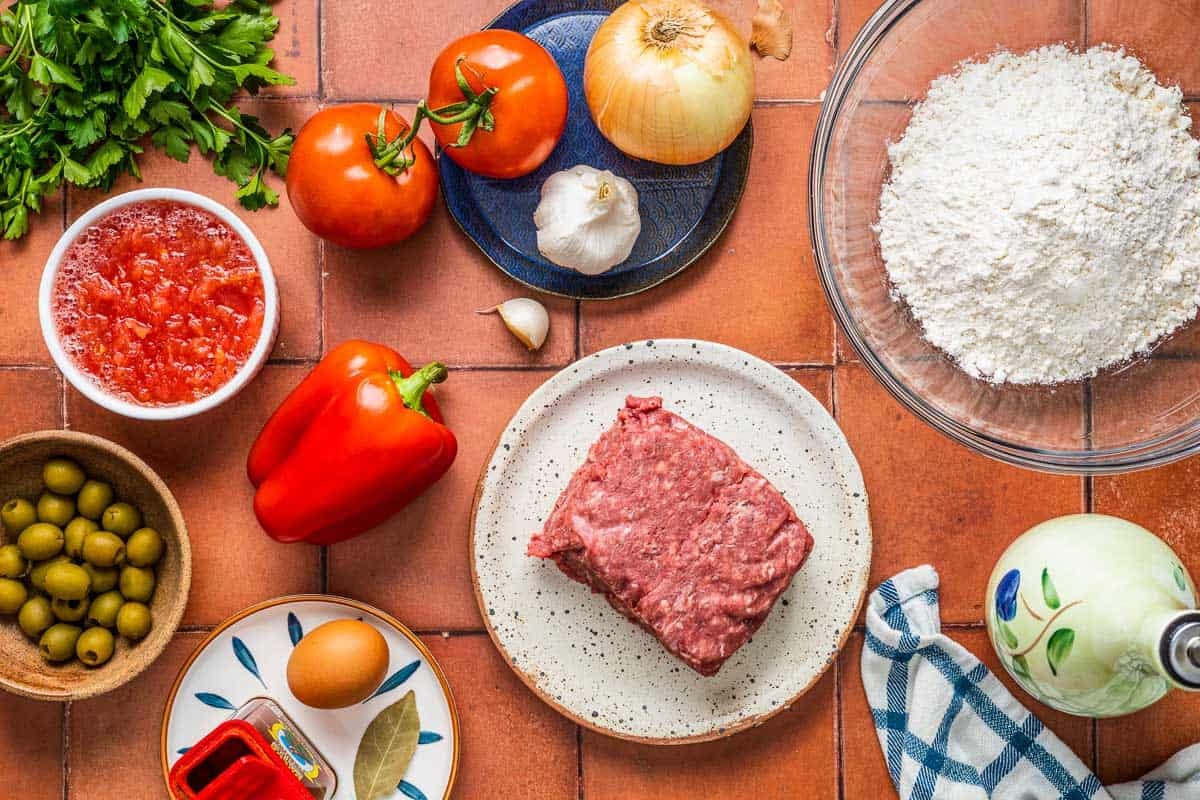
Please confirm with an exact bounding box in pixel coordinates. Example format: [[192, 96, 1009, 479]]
[[390, 362, 449, 418]]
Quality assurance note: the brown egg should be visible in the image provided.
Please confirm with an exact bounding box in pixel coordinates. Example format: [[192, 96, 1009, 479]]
[[286, 619, 390, 709]]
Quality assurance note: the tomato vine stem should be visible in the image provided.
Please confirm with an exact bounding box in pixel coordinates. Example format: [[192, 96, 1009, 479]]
[[367, 57, 499, 175]]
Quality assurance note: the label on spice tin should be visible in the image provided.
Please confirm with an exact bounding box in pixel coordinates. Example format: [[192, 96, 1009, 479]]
[[235, 697, 337, 799]]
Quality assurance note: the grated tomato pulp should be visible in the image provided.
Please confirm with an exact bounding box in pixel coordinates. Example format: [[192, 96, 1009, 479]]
[[53, 200, 266, 407]]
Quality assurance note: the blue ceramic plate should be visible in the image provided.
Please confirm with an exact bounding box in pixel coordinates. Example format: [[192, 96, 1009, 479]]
[[439, 0, 753, 300]]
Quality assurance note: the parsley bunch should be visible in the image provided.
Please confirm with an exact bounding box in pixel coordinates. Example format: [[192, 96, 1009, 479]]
[[0, 0, 296, 240]]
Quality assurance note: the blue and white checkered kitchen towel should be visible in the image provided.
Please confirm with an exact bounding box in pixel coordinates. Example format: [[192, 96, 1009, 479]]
[[863, 565, 1200, 799]]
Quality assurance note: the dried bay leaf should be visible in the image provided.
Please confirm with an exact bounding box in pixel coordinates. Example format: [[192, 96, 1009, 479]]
[[354, 690, 421, 800]]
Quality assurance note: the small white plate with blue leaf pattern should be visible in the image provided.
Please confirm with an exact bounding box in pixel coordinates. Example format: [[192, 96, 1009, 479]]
[[160, 595, 459, 799]]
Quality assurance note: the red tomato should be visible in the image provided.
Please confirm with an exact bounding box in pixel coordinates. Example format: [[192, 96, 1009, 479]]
[[427, 30, 568, 179], [287, 104, 438, 249]]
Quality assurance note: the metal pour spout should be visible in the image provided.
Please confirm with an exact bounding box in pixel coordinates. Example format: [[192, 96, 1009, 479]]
[[1163, 615, 1200, 690]]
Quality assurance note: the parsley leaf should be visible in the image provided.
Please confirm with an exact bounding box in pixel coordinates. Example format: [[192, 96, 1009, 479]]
[[0, 0, 296, 240], [123, 65, 176, 119]]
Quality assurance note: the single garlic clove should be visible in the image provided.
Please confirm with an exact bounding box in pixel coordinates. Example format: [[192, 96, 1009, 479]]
[[478, 298, 549, 351]]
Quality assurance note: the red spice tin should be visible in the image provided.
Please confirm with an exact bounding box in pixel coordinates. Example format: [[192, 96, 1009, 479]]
[[168, 698, 335, 799]]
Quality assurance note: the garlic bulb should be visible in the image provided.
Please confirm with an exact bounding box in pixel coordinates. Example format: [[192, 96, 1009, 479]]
[[478, 298, 550, 350], [534, 165, 641, 275]]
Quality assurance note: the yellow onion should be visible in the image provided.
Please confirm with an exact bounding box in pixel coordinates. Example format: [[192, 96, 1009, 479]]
[[584, 1, 755, 165]]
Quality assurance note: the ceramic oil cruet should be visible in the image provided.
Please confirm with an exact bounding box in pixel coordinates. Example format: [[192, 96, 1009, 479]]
[[985, 514, 1200, 717]]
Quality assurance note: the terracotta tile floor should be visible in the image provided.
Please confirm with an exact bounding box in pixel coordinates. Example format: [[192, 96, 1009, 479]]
[[3, 0, 1200, 798]]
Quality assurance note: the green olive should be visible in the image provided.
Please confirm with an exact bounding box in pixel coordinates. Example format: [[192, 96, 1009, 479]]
[[18, 523, 64, 561], [0, 577, 28, 614], [44, 562, 90, 601], [0, 543, 28, 578], [39, 623, 82, 662], [63, 517, 99, 559], [81, 531, 125, 568], [118, 565, 156, 603], [86, 590, 124, 628], [76, 626, 115, 667], [125, 527, 164, 567], [51, 595, 89, 623], [29, 555, 70, 593], [42, 458, 86, 496], [76, 480, 114, 521], [17, 596, 54, 638], [1, 498, 37, 535], [116, 602, 152, 640], [101, 502, 141, 538], [36, 492, 75, 527], [82, 563, 118, 594]]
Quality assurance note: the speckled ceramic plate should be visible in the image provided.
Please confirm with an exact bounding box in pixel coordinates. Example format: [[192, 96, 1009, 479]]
[[160, 596, 459, 800], [470, 339, 872, 743], [438, 0, 752, 300]]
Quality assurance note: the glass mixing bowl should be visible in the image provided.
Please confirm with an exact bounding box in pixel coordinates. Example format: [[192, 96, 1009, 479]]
[[810, 0, 1200, 474]]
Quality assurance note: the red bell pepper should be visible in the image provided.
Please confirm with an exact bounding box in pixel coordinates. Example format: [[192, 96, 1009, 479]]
[[247, 340, 457, 545]]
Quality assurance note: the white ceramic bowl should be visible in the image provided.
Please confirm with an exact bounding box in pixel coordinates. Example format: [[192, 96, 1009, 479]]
[[39, 188, 279, 421]]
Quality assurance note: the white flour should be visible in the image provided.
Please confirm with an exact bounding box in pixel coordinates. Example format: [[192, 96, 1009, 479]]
[[876, 45, 1200, 384]]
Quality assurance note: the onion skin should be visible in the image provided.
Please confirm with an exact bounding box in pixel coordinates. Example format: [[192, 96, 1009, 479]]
[[584, 1, 754, 165]]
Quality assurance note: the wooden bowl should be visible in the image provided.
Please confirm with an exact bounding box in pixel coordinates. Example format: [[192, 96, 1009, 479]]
[[0, 430, 191, 701]]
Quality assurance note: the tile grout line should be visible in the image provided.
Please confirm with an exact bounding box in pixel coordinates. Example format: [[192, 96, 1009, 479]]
[[58, 369, 68, 430], [0, 360, 840, 373], [316, 0, 328, 600], [830, 0, 841, 64], [853, 621, 986, 632], [58, 192, 70, 432], [320, 546, 329, 594], [326, 96, 826, 107], [834, 658, 846, 800], [830, 363, 840, 420], [252, 95, 321, 103], [576, 725, 585, 800], [829, 9, 843, 795], [1081, 0, 1097, 707], [60, 701, 70, 800], [316, 0, 327, 359], [439, 364, 567, 372], [575, 302, 583, 359], [773, 361, 837, 370], [176, 623, 490, 636], [754, 98, 823, 106], [315, 0, 324, 101], [317, 237, 327, 358], [1083, 376, 1094, 515], [267, 356, 321, 365]]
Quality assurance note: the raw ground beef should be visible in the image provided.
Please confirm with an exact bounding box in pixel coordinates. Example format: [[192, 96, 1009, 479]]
[[528, 396, 814, 676]]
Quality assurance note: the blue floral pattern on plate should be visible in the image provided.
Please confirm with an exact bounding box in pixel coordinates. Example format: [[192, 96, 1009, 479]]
[[162, 597, 458, 800], [439, 0, 753, 299]]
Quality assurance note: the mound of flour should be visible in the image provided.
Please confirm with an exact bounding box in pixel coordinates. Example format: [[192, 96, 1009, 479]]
[[876, 45, 1200, 384]]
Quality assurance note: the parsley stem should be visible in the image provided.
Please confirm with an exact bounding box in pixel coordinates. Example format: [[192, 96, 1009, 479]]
[[0, 19, 29, 75], [22, 6, 41, 59], [207, 102, 272, 150], [0, 93, 52, 142]]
